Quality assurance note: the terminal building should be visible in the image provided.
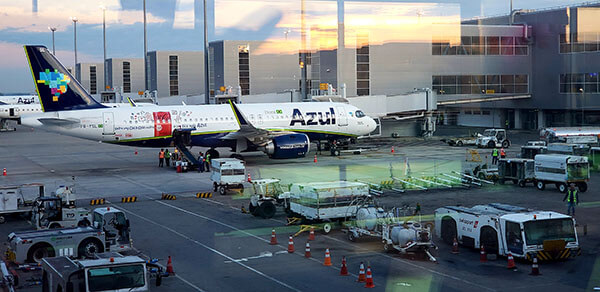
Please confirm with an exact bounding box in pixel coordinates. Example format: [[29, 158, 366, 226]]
[[147, 51, 205, 97], [75, 63, 104, 96], [104, 58, 145, 98]]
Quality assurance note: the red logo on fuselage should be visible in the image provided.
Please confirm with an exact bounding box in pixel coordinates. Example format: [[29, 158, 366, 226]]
[[153, 112, 172, 137]]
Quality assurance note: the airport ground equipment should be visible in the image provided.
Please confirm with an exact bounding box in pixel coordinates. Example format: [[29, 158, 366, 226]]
[[285, 181, 370, 234], [346, 200, 437, 262], [0, 119, 16, 132], [476, 128, 510, 148], [520, 145, 547, 159], [7, 207, 132, 263], [441, 133, 480, 147], [247, 179, 288, 219], [30, 196, 91, 230], [534, 154, 589, 193], [540, 127, 600, 145], [591, 147, 600, 171], [461, 149, 498, 182], [41, 252, 162, 292], [435, 203, 580, 261], [498, 158, 535, 187], [210, 158, 246, 195], [0, 183, 44, 224]]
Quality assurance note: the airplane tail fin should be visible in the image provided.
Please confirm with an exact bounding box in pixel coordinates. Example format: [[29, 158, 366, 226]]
[[24, 45, 106, 112]]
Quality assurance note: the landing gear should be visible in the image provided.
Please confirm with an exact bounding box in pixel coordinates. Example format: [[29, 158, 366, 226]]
[[206, 149, 220, 159]]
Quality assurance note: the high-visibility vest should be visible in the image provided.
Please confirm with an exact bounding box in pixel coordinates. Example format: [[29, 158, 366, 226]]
[[165, 152, 171, 159], [500, 148, 506, 156], [159, 151, 165, 159], [492, 149, 499, 156], [567, 190, 578, 203]]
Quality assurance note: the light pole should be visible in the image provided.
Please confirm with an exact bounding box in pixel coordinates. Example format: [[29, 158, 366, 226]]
[[48, 26, 57, 55], [70, 16, 78, 76], [100, 5, 107, 91], [579, 87, 584, 126], [143, 0, 148, 91], [204, 0, 210, 103]]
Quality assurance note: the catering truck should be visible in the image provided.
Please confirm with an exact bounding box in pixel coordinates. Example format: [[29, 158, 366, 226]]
[[534, 154, 590, 193], [435, 203, 580, 261], [7, 207, 132, 263]]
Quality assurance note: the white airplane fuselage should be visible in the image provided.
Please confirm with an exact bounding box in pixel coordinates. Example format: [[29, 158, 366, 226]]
[[22, 102, 376, 149]]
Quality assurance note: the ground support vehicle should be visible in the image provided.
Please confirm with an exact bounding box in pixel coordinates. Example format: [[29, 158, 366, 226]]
[[0, 183, 44, 224], [30, 196, 91, 230], [41, 252, 162, 292], [7, 207, 132, 263], [0, 119, 16, 132], [534, 154, 590, 193], [540, 127, 600, 145], [461, 149, 498, 182], [591, 147, 600, 171], [498, 158, 535, 187], [441, 135, 479, 147], [346, 202, 437, 262], [435, 203, 580, 261], [476, 129, 510, 148], [210, 158, 246, 195], [285, 181, 370, 234], [247, 179, 287, 219], [520, 145, 547, 159]]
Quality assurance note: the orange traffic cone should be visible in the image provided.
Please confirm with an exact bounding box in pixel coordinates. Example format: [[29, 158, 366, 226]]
[[166, 256, 175, 275], [529, 256, 541, 276], [2, 168, 5, 176], [314, 155, 318, 163], [391, 146, 395, 153], [135, 149, 138, 155], [451, 237, 459, 254], [270, 229, 278, 245], [323, 248, 332, 266], [287, 236, 295, 253], [480, 245, 487, 263], [357, 262, 366, 282], [507, 252, 516, 269], [304, 242, 311, 258], [308, 227, 315, 241], [340, 256, 348, 276], [364, 265, 375, 288], [247, 173, 252, 182]]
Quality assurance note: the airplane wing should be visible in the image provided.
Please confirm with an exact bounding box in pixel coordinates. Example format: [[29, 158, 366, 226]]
[[224, 101, 296, 146]]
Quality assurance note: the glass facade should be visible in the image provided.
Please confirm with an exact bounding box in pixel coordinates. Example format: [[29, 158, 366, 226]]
[[238, 45, 250, 95], [559, 33, 600, 54], [433, 74, 529, 95], [433, 36, 528, 56], [169, 56, 179, 96], [89, 65, 97, 94], [122, 61, 131, 93], [560, 73, 599, 93]]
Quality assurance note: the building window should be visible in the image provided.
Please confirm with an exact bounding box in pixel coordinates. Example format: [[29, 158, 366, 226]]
[[356, 35, 370, 96], [559, 33, 600, 54], [169, 56, 179, 96], [90, 65, 97, 94], [238, 45, 250, 95], [433, 74, 528, 95], [433, 36, 528, 56], [122, 61, 131, 93], [560, 72, 599, 93]]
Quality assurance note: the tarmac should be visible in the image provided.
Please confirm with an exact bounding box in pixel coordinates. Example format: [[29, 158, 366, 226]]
[[1, 125, 600, 291]]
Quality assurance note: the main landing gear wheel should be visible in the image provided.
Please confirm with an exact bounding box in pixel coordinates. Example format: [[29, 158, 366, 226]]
[[207, 149, 220, 159]]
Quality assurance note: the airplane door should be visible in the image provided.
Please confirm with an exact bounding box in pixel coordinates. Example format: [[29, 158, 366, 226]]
[[102, 112, 115, 135], [337, 106, 348, 126], [9, 108, 14, 117], [153, 112, 172, 137]]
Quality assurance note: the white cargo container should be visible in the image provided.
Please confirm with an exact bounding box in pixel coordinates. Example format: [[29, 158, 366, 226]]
[[0, 183, 44, 223], [210, 158, 246, 195], [534, 154, 589, 193]]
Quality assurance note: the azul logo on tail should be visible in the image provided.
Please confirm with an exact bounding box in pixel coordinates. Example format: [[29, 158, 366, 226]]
[[37, 69, 71, 102], [290, 108, 336, 126]]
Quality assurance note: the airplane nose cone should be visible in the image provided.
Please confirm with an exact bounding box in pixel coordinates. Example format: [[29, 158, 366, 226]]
[[366, 117, 377, 133]]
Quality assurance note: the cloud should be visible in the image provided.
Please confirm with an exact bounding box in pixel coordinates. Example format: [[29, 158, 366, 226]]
[[0, 0, 166, 33]]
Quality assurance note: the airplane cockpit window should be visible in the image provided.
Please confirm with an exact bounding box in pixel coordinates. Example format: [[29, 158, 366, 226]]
[[355, 110, 366, 118]]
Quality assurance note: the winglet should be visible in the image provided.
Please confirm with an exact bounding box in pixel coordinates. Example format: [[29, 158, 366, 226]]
[[127, 97, 136, 107], [228, 100, 249, 126]]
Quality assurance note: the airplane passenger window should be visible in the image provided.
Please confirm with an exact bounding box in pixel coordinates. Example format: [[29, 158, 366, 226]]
[[355, 110, 366, 118]]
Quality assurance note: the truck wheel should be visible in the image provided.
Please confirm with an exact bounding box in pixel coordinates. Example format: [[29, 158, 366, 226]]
[[0, 216, 5, 224], [249, 203, 258, 216], [457, 141, 463, 147], [258, 201, 276, 219], [218, 186, 226, 196], [78, 238, 104, 259], [536, 181, 545, 191], [512, 179, 518, 185], [27, 243, 55, 263], [213, 182, 218, 192], [487, 141, 495, 148], [480, 226, 499, 255], [578, 182, 588, 193], [502, 140, 510, 148], [557, 183, 567, 193], [518, 180, 526, 188], [441, 217, 457, 245], [322, 223, 333, 234], [49, 223, 61, 229], [383, 243, 392, 253], [348, 232, 357, 242]]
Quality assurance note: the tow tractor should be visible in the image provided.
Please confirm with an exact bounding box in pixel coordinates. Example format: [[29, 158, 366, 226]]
[[7, 207, 133, 264], [346, 199, 437, 261], [435, 203, 580, 261], [476, 128, 510, 148], [247, 179, 288, 219], [30, 186, 92, 230], [41, 252, 163, 292]]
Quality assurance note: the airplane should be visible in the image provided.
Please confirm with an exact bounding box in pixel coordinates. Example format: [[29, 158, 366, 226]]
[[0, 95, 38, 105], [21, 45, 377, 161]]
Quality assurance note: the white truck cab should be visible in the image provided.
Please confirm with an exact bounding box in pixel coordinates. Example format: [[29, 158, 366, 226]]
[[435, 203, 580, 261], [476, 129, 510, 148]]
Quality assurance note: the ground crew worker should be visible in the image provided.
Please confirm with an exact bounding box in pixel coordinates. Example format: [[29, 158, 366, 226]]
[[158, 149, 165, 167], [505, 119, 509, 129], [164, 149, 171, 167], [563, 183, 579, 216], [197, 152, 205, 173], [173, 149, 179, 166], [500, 147, 506, 159], [492, 148, 499, 165], [205, 152, 211, 171]]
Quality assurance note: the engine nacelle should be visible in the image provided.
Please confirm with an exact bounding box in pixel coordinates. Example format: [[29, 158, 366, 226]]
[[264, 134, 310, 159]]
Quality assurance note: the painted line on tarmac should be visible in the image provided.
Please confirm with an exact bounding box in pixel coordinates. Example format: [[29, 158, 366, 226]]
[[117, 204, 301, 292]]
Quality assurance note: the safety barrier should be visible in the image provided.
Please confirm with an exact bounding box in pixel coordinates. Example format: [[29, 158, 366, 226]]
[[90, 198, 106, 206], [196, 192, 212, 198], [161, 194, 176, 200], [121, 196, 137, 203]]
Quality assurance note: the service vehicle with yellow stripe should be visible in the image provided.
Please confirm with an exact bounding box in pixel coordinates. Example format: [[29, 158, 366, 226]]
[[435, 203, 580, 261]]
